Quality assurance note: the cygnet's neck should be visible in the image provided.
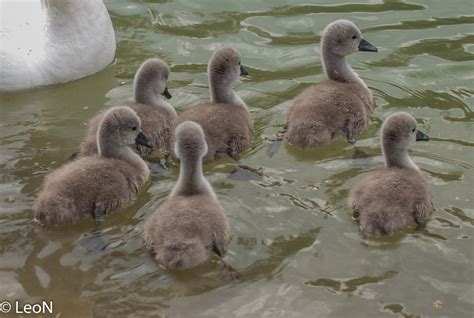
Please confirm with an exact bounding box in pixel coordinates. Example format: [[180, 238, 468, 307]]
[[382, 141, 419, 171], [97, 132, 148, 173], [322, 45, 366, 88], [173, 156, 213, 196], [135, 87, 177, 116], [209, 73, 245, 107]]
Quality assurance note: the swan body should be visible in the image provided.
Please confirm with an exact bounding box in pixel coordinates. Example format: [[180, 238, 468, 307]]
[[0, 0, 116, 92]]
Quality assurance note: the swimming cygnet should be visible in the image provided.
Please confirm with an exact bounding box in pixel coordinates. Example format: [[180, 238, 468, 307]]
[[81, 58, 176, 157], [348, 112, 432, 236], [35, 106, 151, 225], [173, 47, 252, 163], [285, 19, 377, 148], [144, 121, 232, 270]]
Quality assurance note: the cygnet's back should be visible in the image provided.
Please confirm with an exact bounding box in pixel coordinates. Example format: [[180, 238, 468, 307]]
[[286, 20, 377, 148], [144, 121, 232, 269], [81, 58, 176, 157], [173, 47, 252, 163], [348, 112, 432, 236], [35, 106, 151, 225]]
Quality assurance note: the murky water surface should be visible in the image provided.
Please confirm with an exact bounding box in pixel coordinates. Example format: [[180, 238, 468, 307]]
[[1, 0, 473, 317]]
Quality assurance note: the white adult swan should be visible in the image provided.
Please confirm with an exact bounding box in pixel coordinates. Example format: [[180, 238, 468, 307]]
[[0, 0, 116, 92]]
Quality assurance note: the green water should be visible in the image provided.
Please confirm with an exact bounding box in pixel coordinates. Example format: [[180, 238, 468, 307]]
[[1, 0, 473, 317]]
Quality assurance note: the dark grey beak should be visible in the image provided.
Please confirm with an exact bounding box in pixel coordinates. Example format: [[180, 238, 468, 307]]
[[358, 38, 378, 52], [416, 130, 430, 142], [162, 87, 172, 99], [135, 131, 153, 148], [240, 65, 249, 76]]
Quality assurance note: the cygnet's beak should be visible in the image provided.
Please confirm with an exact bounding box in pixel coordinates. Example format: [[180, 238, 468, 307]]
[[240, 65, 249, 76], [358, 38, 378, 52], [162, 87, 172, 99], [135, 131, 153, 148], [416, 130, 430, 142]]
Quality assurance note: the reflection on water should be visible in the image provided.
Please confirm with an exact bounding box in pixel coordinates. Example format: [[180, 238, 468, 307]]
[[305, 270, 398, 293], [0, 0, 473, 317]]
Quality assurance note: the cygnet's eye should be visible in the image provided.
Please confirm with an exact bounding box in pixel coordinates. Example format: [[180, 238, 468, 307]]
[[225, 58, 230, 62], [412, 128, 416, 133], [352, 35, 357, 40], [132, 127, 137, 131], [238, 61, 241, 65]]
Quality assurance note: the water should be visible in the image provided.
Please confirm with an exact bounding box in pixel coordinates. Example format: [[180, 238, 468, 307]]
[[1, 0, 473, 317]]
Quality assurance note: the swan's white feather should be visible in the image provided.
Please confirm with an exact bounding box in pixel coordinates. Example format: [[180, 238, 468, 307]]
[[0, 0, 116, 92]]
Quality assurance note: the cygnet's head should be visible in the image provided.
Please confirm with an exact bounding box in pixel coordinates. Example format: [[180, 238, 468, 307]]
[[322, 19, 377, 57], [381, 112, 430, 150], [134, 58, 172, 102], [98, 106, 152, 152], [174, 121, 208, 161], [208, 47, 248, 85]]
